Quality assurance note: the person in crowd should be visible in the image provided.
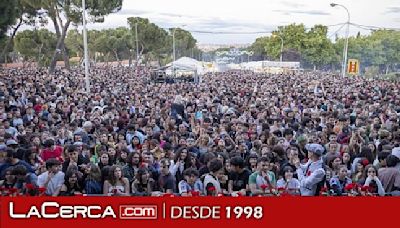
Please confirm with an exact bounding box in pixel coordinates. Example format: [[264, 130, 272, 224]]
[[294, 144, 326, 196], [249, 157, 276, 196], [40, 139, 63, 162], [378, 155, 400, 195], [116, 148, 129, 167], [228, 156, 251, 196], [170, 146, 192, 189], [203, 158, 224, 196], [0, 167, 16, 190], [131, 167, 156, 196], [1, 68, 399, 198], [277, 166, 300, 195], [62, 145, 89, 173], [361, 164, 385, 196], [59, 169, 83, 196], [329, 165, 352, 196], [83, 163, 102, 195], [178, 168, 203, 196], [245, 153, 259, 173], [98, 152, 112, 170], [11, 165, 37, 194], [0, 148, 34, 178], [157, 158, 175, 194], [37, 158, 64, 196], [103, 165, 130, 196], [353, 158, 370, 183], [327, 155, 342, 176], [122, 152, 141, 184], [23, 148, 41, 174]]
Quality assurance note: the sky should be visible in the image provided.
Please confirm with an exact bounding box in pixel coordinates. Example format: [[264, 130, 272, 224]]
[[27, 0, 400, 45]]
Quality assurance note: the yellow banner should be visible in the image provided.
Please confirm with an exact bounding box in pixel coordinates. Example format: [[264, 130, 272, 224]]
[[347, 59, 359, 75]]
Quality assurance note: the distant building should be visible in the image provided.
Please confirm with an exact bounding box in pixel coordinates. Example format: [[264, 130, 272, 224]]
[[197, 43, 250, 52]]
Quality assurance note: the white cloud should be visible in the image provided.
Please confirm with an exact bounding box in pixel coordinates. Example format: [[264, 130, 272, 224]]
[[17, 0, 400, 44]]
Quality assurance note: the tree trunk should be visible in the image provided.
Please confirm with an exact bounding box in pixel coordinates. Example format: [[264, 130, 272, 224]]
[[61, 43, 70, 70], [128, 51, 132, 67], [0, 17, 23, 64], [106, 53, 110, 67], [138, 43, 144, 64], [49, 20, 71, 74], [113, 50, 121, 66], [385, 65, 389, 75]]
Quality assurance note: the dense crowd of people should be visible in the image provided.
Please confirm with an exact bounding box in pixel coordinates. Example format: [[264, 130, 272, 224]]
[[0, 67, 400, 197]]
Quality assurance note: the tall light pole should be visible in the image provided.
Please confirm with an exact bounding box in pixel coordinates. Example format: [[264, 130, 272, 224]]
[[135, 23, 139, 70], [172, 24, 186, 78], [272, 34, 284, 62], [82, 0, 90, 93], [331, 3, 350, 78], [172, 28, 176, 79]]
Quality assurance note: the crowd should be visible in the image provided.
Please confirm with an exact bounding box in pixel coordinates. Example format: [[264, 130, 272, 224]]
[[0, 67, 400, 197]]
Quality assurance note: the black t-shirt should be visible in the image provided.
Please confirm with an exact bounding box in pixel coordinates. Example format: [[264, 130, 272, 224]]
[[229, 169, 251, 191], [280, 162, 298, 179], [158, 173, 176, 193], [199, 166, 210, 177], [171, 103, 185, 119]]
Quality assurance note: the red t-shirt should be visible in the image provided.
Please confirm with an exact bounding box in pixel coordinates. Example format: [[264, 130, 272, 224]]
[[33, 104, 43, 113], [40, 146, 64, 162]]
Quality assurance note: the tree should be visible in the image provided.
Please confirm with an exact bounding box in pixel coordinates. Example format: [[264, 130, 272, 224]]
[[87, 29, 101, 62], [127, 17, 168, 55], [370, 30, 400, 74], [169, 28, 197, 59], [14, 29, 57, 66], [0, 35, 14, 64], [26, 0, 123, 73], [248, 36, 268, 60], [302, 25, 336, 69], [127, 17, 169, 64], [65, 29, 83, 58], [0, 0, 17, 39], [84, 28, 128, 65], [264, 24, 307, 61], [248, 24, 400, 72], [0, 0, 43, 64], [110, 27, 134, 64]]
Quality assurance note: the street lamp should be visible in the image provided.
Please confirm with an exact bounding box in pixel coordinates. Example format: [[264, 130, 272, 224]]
[[272, 34, 283, 62], [82, 0, 90, 93], [331, 3, 350, 78], [135, 23, 139, 70], [172, 24, 186, 79]]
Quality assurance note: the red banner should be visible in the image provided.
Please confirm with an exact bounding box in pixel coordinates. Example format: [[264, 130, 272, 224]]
[[1, 197, 399, 228]]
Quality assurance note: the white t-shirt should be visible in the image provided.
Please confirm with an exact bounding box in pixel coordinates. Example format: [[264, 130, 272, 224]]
[[277, 178, 301, 190], [38, 171, 65, 196]]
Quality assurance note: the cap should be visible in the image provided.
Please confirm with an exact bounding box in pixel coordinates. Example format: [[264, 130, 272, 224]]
[[0, 144, 7, 150], [6, 139, 18, 146], [83, 121, 93, 128], [73, 141, 84, 146], [305, 143, 324, 156]]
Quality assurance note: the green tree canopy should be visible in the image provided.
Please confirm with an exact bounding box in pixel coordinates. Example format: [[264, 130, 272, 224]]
[[14, 28, 57, 66]]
